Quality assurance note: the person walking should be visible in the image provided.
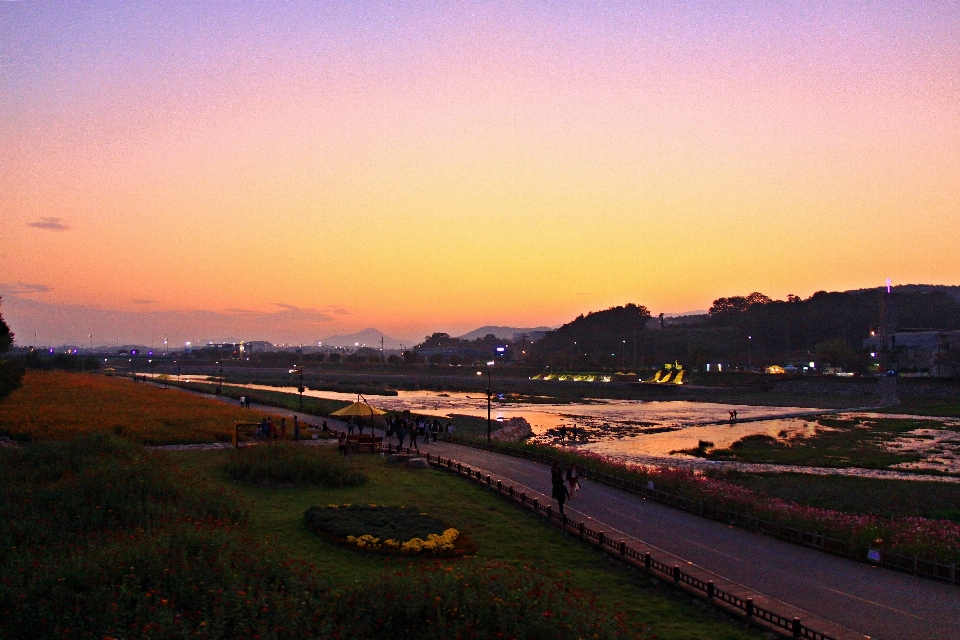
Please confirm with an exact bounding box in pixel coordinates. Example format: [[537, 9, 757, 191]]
[[410, 422, 419, 450], [552, 462, 570, 515], [396, 423, 406, 449], [566, 463, 580, 497]]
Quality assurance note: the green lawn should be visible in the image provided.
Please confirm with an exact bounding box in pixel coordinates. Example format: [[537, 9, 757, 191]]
[[171, 448, 764, 640], [717, 471, 960, 522]]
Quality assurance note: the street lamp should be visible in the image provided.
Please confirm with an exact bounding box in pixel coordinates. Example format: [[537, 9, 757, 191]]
[[748, 336, 753, 370], [292, 365, 304, 410], [217, 362, 223, 395], [477, 366, 492, 442]]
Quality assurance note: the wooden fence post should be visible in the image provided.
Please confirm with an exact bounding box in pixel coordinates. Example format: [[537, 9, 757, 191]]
[[707, 581, 714, 598], [644, 552, 651, 569]]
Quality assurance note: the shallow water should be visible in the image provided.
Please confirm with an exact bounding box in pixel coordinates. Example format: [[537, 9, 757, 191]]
[[152, 375, 824, 450], [147, 374, 960, 476]]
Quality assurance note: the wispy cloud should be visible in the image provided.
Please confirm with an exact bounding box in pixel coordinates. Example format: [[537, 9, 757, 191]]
[[27, 217, 70, 231], [131, 299, 157, 305], [0, 282, 53, 295]]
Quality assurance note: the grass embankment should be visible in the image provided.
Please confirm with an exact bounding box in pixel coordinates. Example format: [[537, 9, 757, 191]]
[[703, 416, 953, 471], [881, 398, 960, 418], [174, 448, 761, 640], [718, 472, 960, 523], [0, 371, 283, 445]]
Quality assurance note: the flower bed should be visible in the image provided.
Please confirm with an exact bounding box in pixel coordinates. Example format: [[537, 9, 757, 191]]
[[304, 504, 474, 556]]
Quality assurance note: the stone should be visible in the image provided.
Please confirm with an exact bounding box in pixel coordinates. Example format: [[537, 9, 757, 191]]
[[387, 454, 418, 464], [406, 457, 430, 470]]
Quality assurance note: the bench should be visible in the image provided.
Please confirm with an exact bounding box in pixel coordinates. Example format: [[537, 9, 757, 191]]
[[346, 434, 383, 453]]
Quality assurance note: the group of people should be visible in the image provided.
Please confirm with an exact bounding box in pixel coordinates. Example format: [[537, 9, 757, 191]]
[[556, 424, 583, 443], [728, 409, 739, 425], [255, 415, 308, 441], [385, 412, 453, 450], [551, 461, 581, 514]]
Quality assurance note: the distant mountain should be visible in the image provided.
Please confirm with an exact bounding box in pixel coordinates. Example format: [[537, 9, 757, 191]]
[[319, 328, 406, 350], [458, 326, 554, 341]]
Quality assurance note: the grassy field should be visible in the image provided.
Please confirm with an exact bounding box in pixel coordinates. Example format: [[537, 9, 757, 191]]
[[0, 371, 284, 445], [882, 398, 960, 418], [173, 448, 763, 640], [0, 370, 764, 639], [717, 471, 960, 522], [703, 416, 955, 471]]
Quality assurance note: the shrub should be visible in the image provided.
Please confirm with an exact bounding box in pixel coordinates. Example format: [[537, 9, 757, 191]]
[[0, 359, 24, 403], [224, 442, 366, 486], [332, 560, 642, 639]]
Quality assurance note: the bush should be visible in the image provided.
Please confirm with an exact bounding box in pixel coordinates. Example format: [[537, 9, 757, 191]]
[[0, 359, 24, 402], [224, 442, 366, 486], [332, 560, 641, 639]]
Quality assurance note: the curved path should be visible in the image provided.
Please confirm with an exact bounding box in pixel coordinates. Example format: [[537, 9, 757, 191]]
[[408, 438, 960, 640], [168, 386, 960, 639]]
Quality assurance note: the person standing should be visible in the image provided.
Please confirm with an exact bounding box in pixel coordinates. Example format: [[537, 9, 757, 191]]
[[410, 422, 419, 450], [337, 432, 348, 456], [293, 415, 300, 442], [397, 423, 406, 449]]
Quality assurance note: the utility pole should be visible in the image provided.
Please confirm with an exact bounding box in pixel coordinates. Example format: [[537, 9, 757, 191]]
[[477, 368, 492, 442]]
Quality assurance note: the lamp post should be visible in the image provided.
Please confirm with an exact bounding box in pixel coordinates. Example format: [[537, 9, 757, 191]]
[[292, 365, 304, 411], [477, 367, 492, 442], [217, 362, 223, 395], [747, 336, 753, 370]]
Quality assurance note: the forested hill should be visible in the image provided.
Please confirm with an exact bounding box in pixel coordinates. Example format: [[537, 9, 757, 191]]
[[528, 286, 960, 371]]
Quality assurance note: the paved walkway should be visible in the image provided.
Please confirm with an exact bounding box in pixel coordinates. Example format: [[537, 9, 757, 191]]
[[160, 385, 960, 639], [405, 438, 960, 640]]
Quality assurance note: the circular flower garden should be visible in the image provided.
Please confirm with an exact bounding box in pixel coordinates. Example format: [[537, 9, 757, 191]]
[[304, 504, 475, 556]]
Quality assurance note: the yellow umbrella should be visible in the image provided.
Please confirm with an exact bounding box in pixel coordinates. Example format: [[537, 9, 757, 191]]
[[330, 396, 387, 435], [330, 401, 387, 417]]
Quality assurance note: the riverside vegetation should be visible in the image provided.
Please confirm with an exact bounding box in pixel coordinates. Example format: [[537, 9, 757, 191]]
[[0, 371, 767, 640]]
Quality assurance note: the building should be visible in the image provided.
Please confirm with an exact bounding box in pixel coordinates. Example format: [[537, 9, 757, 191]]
[[864, 330, 960, 377]]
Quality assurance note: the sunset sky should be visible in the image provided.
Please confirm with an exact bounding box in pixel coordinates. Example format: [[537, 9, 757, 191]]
[[2, 1, 959, 346]]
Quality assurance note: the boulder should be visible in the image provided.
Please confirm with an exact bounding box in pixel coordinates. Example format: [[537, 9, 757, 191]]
[[405, 457, 430, 470], [387, 454, 418, 464], [490, 417, 533, 442]]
